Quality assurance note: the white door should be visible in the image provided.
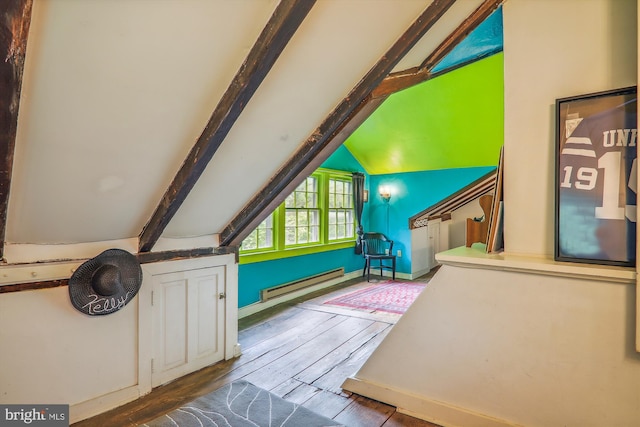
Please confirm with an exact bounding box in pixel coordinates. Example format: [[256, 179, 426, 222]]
[[428, 221, 441, 269], [151, 266, 225, 387]]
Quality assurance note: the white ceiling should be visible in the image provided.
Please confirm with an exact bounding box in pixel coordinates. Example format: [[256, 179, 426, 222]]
[[8, 0, 485, 247]]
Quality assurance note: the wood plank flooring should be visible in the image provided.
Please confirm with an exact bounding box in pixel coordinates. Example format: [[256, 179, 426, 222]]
[[73, 272, 439, 427]]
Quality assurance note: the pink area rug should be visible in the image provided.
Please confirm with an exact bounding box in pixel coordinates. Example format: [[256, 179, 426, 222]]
[[323, 281, 426, 314]]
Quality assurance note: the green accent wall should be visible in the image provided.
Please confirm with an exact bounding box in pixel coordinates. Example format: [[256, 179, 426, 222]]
[[344, 53, 504, 174]]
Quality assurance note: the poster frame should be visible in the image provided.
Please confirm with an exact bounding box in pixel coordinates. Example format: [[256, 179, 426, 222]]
[[554, 86, 637, 267]]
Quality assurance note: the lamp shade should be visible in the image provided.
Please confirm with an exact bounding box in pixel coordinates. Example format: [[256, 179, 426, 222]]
[[379, 186, 391, 202]]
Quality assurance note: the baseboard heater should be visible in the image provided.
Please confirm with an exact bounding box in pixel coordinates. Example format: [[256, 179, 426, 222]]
[[260, 268, 344, 302]]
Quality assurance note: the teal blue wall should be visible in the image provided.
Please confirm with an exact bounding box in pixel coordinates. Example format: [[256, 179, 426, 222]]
[[238, 164, 495, 307], [238, 145, 369, 308], [432, 7, 502, 73], [237, 13, 504, 307], [321, 144, 368, 174], [238, 161, 495, 307], [368, 167, 496, 274], [238, 248, 365, 307]]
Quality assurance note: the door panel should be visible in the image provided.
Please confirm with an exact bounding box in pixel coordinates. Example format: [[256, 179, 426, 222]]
[[193, 275, 222, 364], [152, 267, 225, 387], [162, 279, 188, 369], [428, 222, 441, 269]]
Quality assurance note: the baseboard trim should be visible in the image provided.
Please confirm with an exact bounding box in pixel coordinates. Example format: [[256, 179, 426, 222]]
[[238, 267, 416, 319], [342, 377, 521, 427], [409, 267, 432, 279], [382, 270, 412, 280], [70, 385, 142, 424], [238, 270, 362, 319]]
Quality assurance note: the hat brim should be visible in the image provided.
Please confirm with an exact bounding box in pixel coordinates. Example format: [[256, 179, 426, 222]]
[[69, 249, 142, 316]]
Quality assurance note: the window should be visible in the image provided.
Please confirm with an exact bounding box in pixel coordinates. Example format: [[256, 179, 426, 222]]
[[285, 176, 320, 245], [240, 169, 357, 261], [240, 214, 274, 251], [328, 178, 354, 240]]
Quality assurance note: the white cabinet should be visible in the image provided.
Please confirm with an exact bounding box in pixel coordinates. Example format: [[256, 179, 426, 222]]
[[151, 266, 225, 387], [411, 219, 450, 278], [427, 221, 441, 269]]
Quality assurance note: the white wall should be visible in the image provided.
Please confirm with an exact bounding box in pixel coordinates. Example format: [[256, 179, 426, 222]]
[[503, 0, 637, 257], [344, 1, 640, 426], [0, 253, 237, 424], [347, 265, 640, 427], [0, 286, 140, 404], [410, 225, 430, 277], [412, 219, 453, 278], [411, 196, 488, 278]]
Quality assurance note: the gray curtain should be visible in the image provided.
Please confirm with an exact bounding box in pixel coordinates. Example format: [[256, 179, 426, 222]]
[[352, 172, 365, 254]]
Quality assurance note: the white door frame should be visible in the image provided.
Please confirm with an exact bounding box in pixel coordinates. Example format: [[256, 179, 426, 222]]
[[138, 254, 238, 393]]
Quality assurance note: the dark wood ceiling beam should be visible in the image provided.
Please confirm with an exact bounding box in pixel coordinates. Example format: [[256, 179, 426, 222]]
[[0, 245, 239, 294], [219, 0, 457, 247], [0, 0, 32, 261], [408, 169, 496, 228], [373, 0, 503, 98], [138, 0, 316, 253], [222, 94, 388, 245], [371, 66, 428, 98]]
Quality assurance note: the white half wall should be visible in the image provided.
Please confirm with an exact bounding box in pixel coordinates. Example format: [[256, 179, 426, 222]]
[[345, 262, 640, 427], [411, 225, 430, 277], [0, 253, 237, 424], [345, 1, 640, 426], [0, 286, 140, 405]]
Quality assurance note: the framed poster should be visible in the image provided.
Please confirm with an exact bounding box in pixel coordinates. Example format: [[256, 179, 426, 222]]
[[555, 86, 637, 266]]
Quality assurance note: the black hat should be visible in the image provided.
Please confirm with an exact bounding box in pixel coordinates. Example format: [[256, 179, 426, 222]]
[[69, 249, 142, 316]]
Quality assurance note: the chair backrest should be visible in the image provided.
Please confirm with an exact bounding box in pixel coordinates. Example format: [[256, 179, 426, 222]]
[[362, 232, 393, 256]]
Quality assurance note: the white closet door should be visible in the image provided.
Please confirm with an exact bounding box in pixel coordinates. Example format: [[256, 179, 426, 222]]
[[151, 266, 225, 387], [428, 221, 441, 269]]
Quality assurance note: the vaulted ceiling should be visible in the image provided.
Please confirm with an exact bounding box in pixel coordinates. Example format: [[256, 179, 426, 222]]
[[1, 0, 503, 263], [344, 7, 503, 174]]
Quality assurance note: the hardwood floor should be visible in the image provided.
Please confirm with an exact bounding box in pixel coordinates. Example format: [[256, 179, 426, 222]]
[[73, 272, 440, 427]]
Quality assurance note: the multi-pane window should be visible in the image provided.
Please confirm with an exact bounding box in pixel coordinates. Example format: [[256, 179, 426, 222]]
[[328, 179, 354, 240], [240, 214, 274, 251], [285, 176, 320, 245], [240, 169, 356, 256]]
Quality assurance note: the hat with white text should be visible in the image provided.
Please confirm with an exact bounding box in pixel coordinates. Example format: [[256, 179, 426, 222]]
[[69, 249, 142, 316]]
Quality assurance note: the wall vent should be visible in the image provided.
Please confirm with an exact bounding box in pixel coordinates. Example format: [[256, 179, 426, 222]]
[[260, 268, 344, 302]]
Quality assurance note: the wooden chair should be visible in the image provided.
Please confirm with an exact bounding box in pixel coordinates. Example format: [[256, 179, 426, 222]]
[[465, 194, 493, 247], [362, 232, 396, 281]]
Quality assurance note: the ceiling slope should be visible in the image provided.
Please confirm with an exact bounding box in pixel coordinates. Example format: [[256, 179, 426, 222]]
[[7, 0, 435, 246], [220, 0, 499, 246], [9, 0, 282, 244], [219, 0, 462, 246], [344, 3, 504, 175], [5, 0, 500, 252], [138, 0, 315, 253], [0, 0, 32, 260], [344, 52, 504, 174], [164, 0, 440, 240]]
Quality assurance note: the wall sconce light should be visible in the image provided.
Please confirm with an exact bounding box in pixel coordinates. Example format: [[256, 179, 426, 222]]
[[363, 189, 369, 203], [379, 186, 391, 202]]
